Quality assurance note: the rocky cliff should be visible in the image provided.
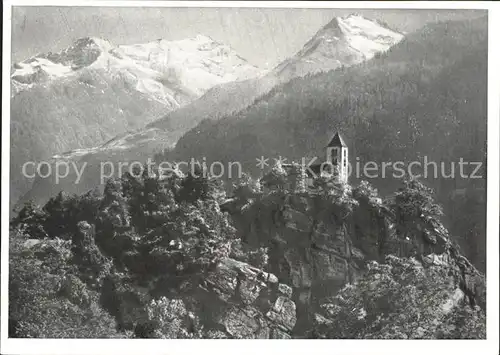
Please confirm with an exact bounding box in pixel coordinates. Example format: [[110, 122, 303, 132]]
[[138, 257, 298, 339], [222, 182, 485, 335], [192, 258, 296, 339]]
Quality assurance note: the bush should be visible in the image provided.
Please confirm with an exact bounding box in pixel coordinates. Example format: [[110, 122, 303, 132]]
[[145, 297, 201, 338], [10, 201, 48, 239], [9, 232, 121, 338]]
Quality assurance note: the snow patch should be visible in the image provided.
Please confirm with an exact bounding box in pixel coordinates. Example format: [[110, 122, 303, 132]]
[[12, 58, 73, 79], [337, 15, 404, 60]]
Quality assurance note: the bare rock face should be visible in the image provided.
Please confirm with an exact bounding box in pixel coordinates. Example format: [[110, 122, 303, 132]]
[[198, 258, 297, 339], [137, 257, 297, 339], [225, 194, 366, 331]]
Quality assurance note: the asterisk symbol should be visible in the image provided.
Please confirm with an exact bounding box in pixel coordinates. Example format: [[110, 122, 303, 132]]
[[274, 156, 288, 165], [256, 156, 269, 169]]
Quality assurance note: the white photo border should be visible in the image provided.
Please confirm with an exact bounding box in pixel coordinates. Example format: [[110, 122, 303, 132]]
[[1, 1, 498, 355]]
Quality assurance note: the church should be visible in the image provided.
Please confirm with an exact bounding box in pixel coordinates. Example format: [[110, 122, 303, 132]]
[[309, 131, 349, 184], [280, 131, 349, 190]]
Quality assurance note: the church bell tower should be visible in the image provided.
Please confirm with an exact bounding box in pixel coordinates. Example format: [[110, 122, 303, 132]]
[[326, 131, 348, 183]]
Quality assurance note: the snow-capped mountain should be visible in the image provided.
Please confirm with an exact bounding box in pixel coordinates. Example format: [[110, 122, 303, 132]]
[[10, 35, 264, 209], [11, 35, 265, 106], [274, 14, 404, 80]]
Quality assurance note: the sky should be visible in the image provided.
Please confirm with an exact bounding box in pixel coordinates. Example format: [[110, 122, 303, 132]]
[[11, 7, 486, 69]]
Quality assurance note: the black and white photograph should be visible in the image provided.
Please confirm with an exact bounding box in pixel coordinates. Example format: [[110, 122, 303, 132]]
[[1, 1, 499, 354]]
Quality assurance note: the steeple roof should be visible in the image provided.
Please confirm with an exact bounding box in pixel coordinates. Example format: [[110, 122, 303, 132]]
[[327, 132, 347, 147]]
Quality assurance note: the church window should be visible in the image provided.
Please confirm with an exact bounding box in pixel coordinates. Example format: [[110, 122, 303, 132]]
[[332, 148, 338, 164]]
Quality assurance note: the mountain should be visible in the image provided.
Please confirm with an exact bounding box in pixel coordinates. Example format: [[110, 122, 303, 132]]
[[147, 14, 403, 143], [274, 14, 403, 81], [16, 14, 405, 210], [172, 18, 486, 174], [18, 18, 489, 274], [11, 35, 264, 104], [10, 35, 264, 207]]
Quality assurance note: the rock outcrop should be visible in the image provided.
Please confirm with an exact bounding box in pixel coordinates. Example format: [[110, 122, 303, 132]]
[[132, 257, 297, 339], [198, 258, 296, 338], [224, 192, 372, 332], [222, 188, 485, 334]]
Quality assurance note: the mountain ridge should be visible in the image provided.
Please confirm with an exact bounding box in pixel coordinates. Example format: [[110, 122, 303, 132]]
[[11, 34, 265, 103]]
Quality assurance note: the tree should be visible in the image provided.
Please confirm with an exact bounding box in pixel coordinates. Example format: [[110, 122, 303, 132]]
[[352, 180, 381, 206], [145, 297, 200, 338], [95, 178, 131, 258], [178, 165, 225, 204], [392, 178, 443, 222], [71, 221, 111, 287], [261, 161, 288, 192], [312, 173, 359, 221], [148, 199, 236, 274], [233, 172, 261, 200], [10, 200, 48, 239], [389, 178, 446, 256], [71, 188, 102, 226], [42, 191, 73, 238]]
